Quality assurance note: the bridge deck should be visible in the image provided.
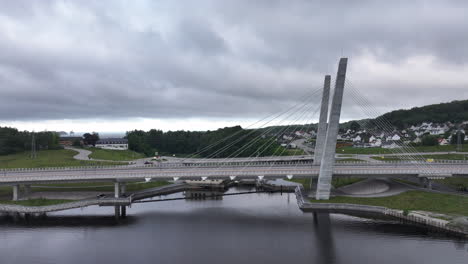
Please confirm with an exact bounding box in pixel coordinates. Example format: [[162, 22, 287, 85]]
[[1, 163, 468, 185]]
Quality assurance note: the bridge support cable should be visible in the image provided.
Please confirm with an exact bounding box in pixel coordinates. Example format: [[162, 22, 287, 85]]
[[194, 92, 317, 165], [344, 80, 438, 176], [236, 100, 321, 175], [316, 58, 348, 200], [181, 90, 322, 177], [345, 82, 427, 161], [239, 102, 318, 163], [345, 85, 437, 175], [184, 88, 322, 165], [179, 88, 324, 162], [263, 99, 322, 169], [211, 97, 320, 174], [314, 75, 332, 165], [267, 75, 332, 165]]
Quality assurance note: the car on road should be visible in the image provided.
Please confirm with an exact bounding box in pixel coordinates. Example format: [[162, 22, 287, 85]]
[[96, 194, 106, 198], [144, 161, 153, 165]]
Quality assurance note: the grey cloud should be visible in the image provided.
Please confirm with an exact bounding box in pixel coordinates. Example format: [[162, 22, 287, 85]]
[[0, 0, 468, 123]]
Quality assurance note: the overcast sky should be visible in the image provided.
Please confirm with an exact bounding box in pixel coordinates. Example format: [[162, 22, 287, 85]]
[[1, 0, 468, 133]]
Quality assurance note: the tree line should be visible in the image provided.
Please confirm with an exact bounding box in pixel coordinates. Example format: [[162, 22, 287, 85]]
[[0, 127, 61, 155], [126, 126, 285, 158]]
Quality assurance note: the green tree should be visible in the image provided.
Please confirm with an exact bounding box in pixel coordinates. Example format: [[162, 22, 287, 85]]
[[350, 121, 360, 131], [421, 135, 439, 146], [83, 132, 100, 147]]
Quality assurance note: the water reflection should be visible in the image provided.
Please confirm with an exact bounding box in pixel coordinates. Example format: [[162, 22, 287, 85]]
[[313, 213, 336, 264], [0, 187, 466, 264]]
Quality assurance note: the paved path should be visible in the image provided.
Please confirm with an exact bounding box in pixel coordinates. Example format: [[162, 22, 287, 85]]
[[66, 147, 93, 160], [334, 178, 413, 197], [66, 147, 152, 165]]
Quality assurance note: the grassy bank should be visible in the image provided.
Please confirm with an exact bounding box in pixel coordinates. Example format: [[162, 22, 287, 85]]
[[0, 198, 71, 206], [0, 149, 126, 169], [288, 177, 364, 189], [311, 190, 468, 216], [0, 181, 172, 201], [435, 177, 468, 191], [31, 180, 171, 193], [336, 158, 364, 162], [87, 147, 145, 161]]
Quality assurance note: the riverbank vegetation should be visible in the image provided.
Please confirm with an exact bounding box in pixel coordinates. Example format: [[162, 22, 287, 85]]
[[0, 181, 171, 201], [311, 191, 468, 216], [0, 149, 126, 169], [31, 180, 171, 192], [0, 198, 71, 206]]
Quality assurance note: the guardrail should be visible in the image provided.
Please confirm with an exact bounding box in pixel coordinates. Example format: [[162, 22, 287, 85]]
[[3, 159, 468, 173]]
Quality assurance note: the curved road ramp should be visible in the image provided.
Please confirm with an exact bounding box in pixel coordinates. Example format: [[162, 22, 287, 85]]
[[0, 183, 204, 214], [0, 198, 130, 214]]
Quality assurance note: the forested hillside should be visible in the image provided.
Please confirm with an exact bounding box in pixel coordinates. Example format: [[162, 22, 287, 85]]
[[374, 99, 468, 128]]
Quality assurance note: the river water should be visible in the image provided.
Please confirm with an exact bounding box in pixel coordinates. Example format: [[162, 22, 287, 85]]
[[0, 187, 467, 264]]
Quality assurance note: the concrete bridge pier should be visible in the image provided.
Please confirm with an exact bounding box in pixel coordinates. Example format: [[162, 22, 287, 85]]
[[419, 177, 433, 189], [114, 182, 122, 219], [24, 184, 31, 198], [114, 206, 121, 220], [12, 185, 19, 201], [121, 206, 126, 218]]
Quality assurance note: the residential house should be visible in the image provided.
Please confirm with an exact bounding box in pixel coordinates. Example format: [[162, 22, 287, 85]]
[[95, 138, 129, 150]]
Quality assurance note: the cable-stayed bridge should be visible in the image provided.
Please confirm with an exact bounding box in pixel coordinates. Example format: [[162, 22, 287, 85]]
[[2, 58, 467, 203]]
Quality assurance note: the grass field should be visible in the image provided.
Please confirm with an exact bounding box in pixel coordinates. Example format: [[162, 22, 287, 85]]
[[278, 148, 306, 156], [310, 190, 468, 216], [337, 144, 468, 155], [0, 149, 126, 169], [87, 147, 145, 161], [371, 154, 467, 161]]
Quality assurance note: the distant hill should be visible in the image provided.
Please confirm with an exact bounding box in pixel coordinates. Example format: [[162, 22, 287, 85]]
[[261, 99, 468, 133], [372, 99, 468, 129]]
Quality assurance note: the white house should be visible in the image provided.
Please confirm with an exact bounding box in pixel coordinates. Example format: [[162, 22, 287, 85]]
[[353, 135, 362, 142], [391, 134, 401, 141], [371, 138, 382, 147], [382, 142, 401, 149], [95, 138, 129, 150]]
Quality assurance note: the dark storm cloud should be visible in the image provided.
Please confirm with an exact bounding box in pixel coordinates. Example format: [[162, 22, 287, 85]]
[[0, 0, 468, 122]]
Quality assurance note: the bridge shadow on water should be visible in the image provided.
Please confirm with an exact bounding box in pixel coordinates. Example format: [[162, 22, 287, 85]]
[[0, 214, 137, 227]]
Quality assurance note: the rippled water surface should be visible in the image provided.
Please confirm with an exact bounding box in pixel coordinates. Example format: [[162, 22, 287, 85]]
[[0, 188, 467, 264]]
